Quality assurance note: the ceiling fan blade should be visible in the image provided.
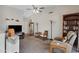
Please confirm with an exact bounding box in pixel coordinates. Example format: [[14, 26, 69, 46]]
[[32, 5, 36, 9], [39, 10, 42, 12], [39, 7, 45, 9], [26, 8, 32, 10]]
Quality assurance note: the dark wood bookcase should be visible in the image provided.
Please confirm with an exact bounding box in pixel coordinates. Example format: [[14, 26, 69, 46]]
[[63, 13, 79, 49]]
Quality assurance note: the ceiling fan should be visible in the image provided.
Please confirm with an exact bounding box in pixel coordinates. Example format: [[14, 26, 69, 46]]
[[25, 5, 45, 14]]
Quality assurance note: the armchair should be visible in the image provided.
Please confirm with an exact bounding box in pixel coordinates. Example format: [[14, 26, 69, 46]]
[[35, 32, 42, 38], [40, 30, 48, 40], [49, 31, 77, 53]]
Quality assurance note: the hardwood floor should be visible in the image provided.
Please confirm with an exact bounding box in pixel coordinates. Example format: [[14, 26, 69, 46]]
[[20, 35, 50, 53]]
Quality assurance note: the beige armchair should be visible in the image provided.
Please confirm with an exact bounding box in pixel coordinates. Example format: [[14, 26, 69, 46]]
[[40, 30, 48, 40], [49, 31, 77, 53]]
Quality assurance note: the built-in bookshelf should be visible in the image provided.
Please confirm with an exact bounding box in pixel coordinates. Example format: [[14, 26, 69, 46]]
[[63, 13, 79, 49]]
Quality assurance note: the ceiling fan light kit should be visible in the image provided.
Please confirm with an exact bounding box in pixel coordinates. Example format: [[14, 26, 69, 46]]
[[33, 9, 40, 14], [26, 5, 44, 14]]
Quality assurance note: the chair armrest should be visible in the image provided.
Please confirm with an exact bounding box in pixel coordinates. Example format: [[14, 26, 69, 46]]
[[63, 43, 72, 53]]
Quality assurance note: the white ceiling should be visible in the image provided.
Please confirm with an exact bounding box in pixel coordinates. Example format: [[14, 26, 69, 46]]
[[7, 5, 57, 18], [8, 5, 54, 11], [5, 5, 79, 18]]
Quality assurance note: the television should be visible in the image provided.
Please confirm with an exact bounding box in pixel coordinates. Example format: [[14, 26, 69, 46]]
[[8, 25, 22, 33]]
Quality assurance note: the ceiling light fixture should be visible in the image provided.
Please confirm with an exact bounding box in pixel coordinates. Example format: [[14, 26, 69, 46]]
[[33, 9, 39, 14], [25, 5, 43, 14]]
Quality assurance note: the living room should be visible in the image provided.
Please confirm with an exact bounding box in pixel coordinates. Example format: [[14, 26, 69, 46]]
[[0, 5, 79, 53]]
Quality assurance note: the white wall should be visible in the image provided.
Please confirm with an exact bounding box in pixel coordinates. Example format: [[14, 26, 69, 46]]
[[22, 19, 29, 33], [1, 6, 24, 20], [0, 6, 29, 33], [28, 5, 79, 39]]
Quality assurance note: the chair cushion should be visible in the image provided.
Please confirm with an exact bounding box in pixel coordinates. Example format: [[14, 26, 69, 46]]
[[66, 35, 74, 43]]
